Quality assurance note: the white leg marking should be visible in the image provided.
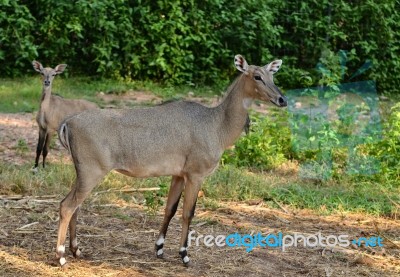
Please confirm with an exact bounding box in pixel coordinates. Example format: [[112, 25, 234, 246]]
[[157, 249, 163, 256], [156, 236, 164, 246], [75, 249, 81, 257], [59, 257, 67, 266], [57, 245, 65, 254], [183, 256, 190, 263], [179, 247, 186, 252]]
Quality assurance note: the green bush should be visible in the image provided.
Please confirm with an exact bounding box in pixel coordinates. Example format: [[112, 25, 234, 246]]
[[371, 103, 400, 180], [275, 0, 400, 94], [0, 0, 398, 93], [0, 0, 280, 84], [222, 112, 291, 170], [0, 0, 37, 75]]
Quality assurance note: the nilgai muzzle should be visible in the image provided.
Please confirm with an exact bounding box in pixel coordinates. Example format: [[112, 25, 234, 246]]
[[56, 55, 287, 267], [32, 61, 98, 170]]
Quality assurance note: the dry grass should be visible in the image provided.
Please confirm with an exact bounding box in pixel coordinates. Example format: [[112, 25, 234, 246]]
[[1, 195, 399, 277]]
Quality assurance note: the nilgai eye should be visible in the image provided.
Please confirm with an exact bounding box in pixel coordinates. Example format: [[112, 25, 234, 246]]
[[254, 75, 262, 81]]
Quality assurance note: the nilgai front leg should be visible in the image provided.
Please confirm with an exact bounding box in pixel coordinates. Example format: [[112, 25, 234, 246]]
[[34, 128, 46, 169], [155, 176, 185, 257], [42, 131, 54, 168]]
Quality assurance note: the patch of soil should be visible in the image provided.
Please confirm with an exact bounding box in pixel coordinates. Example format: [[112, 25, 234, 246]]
[[95, 89, 274, 114], [0, 113, 67, 166], [97, 90, 163, 108]]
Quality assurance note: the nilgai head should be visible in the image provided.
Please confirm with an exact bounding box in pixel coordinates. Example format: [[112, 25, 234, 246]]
[[32, 61, 67, 88], [234, 55, 287, 107]]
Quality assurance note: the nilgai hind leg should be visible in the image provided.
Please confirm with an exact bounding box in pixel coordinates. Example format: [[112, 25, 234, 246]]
[[56, 165, 108, 266]]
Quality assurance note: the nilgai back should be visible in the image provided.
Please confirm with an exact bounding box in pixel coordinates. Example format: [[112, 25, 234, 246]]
[[55, 55, 287, 267]]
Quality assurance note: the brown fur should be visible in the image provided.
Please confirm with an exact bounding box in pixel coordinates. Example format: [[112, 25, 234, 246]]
[[32, 61, 98, 169], [55, 55, 287, 267]]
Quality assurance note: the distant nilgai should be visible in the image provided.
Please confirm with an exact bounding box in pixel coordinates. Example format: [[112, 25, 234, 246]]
[[32, 61, 98, 170], [55, 55, 287, 267]]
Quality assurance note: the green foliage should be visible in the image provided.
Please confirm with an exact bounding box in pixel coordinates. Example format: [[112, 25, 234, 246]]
[[0, 76, 215, 113], [15, 138, 29, 155], [144, 181, 168, 216], [0, 0, 38, 76], [0, 162, 75, 195], [276, 0, 400, 94], [2, 0, 398, 92], [202, 165, 399, 216], [268, 181, 399, 216], [222, 111, 291, 170], [0, 0, 280, 85], [203, 165, 275, 201], [370, 103, 400, 180]]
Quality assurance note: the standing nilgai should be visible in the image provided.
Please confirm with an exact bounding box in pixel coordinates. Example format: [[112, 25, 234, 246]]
[[32, 61, 98, 170], [56, 55, 287, 267]]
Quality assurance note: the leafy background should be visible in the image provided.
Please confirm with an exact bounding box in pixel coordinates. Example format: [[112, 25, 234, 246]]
[[1, 0, 399, 93]]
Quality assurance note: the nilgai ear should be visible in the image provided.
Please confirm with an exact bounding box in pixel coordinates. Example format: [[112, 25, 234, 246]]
[[234, 55, 249, 74], [32, 61, 43, 73], [55, 64, 67, 74], [265, 60, 282, 74]]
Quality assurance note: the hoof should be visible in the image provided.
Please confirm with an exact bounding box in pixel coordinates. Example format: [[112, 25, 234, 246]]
[[179, 248, 190, 266], [60, 262, 70, 271], [179, 249, 190, 267], [155, 242, 164, 258], [59, 257, 68, 268], [72, 248, 81, 258], [156, 248, 164, 258], [182, 257, 190, 267]]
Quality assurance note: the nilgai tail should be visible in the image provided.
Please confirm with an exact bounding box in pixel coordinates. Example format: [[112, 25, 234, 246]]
[[55, 54, 287, 268], [32, 61, 98, 170]]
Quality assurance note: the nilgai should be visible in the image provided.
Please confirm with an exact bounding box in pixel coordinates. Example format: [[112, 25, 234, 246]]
[[55, 55, 287, 267], [32, 61, 98, 170]]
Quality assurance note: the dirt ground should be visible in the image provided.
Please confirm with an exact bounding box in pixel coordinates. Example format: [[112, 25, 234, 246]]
[[0, 98, 399, 276]]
